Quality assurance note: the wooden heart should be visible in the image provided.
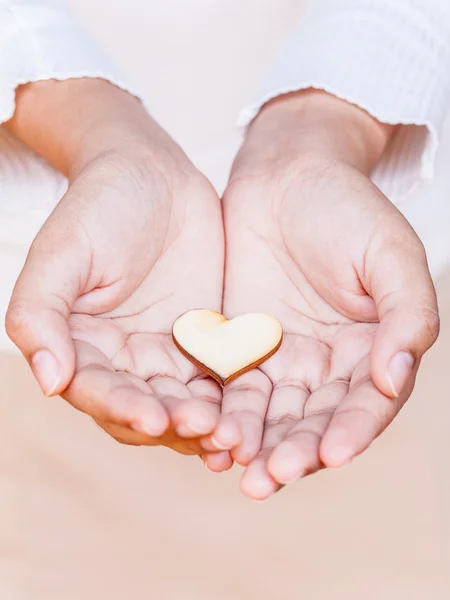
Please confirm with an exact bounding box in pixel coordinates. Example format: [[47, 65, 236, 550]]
[[172, 309, 283, 386]]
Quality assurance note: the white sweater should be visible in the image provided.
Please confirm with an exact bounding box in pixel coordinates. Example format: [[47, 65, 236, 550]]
[[1, 0, 450, 203]]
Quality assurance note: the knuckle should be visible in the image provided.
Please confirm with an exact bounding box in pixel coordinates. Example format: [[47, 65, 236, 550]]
[[5, 302, 30, 341], [381, 228, 426, 263], [415, 238, 427, 259], [265, 413, 299, 429], [419, 308, 440, 345], [291, 428, 323, 447], [238, 408, 264, 424]]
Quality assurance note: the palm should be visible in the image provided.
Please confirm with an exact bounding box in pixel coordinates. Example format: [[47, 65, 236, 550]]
[[43, 153, 234, 454], [223, 162, 418, 498]]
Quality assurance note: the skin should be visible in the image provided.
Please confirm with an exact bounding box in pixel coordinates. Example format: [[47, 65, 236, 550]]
[[5, 83, 440, 496], [214, 90, 440, 499], [5, 79, 239, 462]]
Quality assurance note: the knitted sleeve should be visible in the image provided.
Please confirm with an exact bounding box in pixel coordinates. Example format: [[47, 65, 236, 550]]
[[0, 0, 142, 124], [238, 0, 450, 202]]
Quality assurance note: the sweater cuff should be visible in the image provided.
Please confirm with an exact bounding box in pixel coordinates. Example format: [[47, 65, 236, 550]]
[[238, 0, 450, 202], [0, 0, 144, 124]]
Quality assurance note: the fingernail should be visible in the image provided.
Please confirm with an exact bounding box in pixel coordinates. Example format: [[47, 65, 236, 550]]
[[137, 418, 165, 437], [175, 424, 191, 437], [185, 417, 212, 435], [277, 471, 304, 485], [31, 350, 61, 396], [386, 352, 415, 398], [210, 434, 230, 451]]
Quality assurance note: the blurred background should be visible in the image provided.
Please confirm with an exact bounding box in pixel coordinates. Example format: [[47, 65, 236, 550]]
[[0, 1, 449, 598]]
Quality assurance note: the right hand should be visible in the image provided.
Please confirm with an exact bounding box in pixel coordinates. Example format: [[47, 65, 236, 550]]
[[6, 83, 238, 462]]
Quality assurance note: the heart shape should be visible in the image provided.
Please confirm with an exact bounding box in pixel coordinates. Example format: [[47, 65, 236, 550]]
[[172, 309, 283, 386]]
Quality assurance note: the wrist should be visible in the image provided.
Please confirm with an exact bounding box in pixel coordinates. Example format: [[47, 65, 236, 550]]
[[239, 89, 397, 175], [5, 78, 182, 178]]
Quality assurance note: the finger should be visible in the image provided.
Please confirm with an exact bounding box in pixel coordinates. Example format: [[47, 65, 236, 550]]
[[63, 341, 169, 435], [220, 370, 272, 466], [158, 377, 222, 438], [240, 449, 281, 500], [200, 414, 241, 452], [267, 381, 348, 484], [175, 377, 241, 449], [320, 357, 416, 468], [202, 451, 234, 473], [5, 231, 88, 396], [264, 382, 309, 433], [239, 383, 308, 500], [365, 232, 439, 398], [149, 376, 238, 447]]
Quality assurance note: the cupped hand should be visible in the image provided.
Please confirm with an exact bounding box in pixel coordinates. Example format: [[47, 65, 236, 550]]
[[6, 82, 239, 461], [220, 91, 439, 498]]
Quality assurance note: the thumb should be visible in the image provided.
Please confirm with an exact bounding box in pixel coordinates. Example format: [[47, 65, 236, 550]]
[[5, 225, 87, 397], [367, 233, 439, 399]]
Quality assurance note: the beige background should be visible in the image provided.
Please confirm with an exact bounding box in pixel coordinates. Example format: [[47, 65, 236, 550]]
[[0, 1, 449, 598]]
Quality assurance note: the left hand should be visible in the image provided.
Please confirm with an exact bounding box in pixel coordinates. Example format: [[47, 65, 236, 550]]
[[219, 90, 439, 499]]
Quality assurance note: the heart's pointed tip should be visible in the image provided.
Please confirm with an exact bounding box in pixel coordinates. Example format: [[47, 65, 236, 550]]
[[222, 375, 235, 387], [210, 372, 227, 387]]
